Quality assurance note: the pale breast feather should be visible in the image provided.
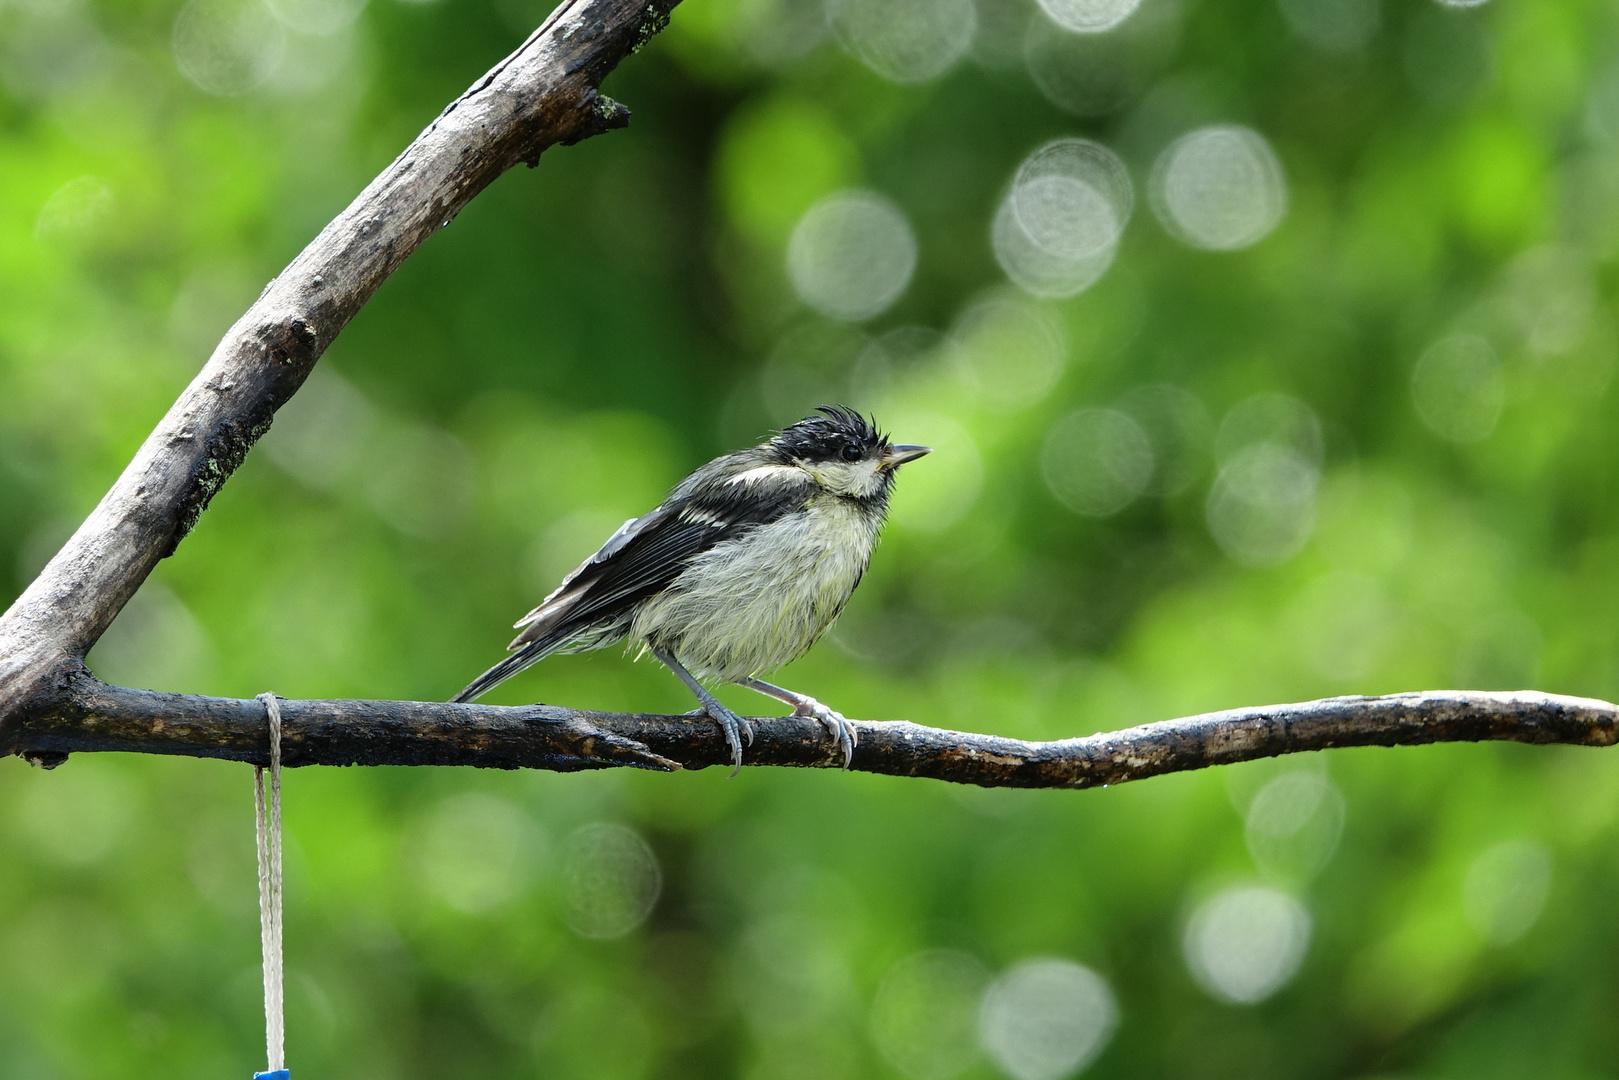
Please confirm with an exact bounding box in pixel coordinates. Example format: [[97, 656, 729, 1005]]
[[629, 494, 883, 680]]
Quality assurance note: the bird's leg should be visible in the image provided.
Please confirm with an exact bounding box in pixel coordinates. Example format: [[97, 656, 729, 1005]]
[[653, 647, 753, 777], [737, 677, 857, 770]]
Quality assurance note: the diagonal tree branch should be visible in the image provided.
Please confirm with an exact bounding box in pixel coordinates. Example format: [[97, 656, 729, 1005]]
[[0, 0, 676, 729], [7, 673, 1614, 787]]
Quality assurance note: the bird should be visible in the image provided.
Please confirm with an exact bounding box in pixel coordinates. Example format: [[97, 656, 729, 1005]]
[[453, 405, 931, 774]]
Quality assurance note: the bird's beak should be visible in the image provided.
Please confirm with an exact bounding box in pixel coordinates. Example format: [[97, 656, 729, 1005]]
[[881, 444, 932, 470]]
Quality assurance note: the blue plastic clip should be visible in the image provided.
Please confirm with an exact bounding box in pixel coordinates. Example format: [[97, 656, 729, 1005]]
[[254, 1072, 291, 1080]]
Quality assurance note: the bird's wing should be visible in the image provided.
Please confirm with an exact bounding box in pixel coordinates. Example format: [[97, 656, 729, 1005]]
[[508, 466, 815, 649], [512, 510, 665, 631]]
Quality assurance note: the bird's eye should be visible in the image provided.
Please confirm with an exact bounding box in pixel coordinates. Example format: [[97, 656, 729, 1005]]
[[840, 443, 863, 462]]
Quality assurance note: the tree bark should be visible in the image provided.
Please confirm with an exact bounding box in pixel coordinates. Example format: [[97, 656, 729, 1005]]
[[7, 671, 1614, 788]]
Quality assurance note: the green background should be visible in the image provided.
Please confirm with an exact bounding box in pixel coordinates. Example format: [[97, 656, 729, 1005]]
[[3, 0, 1619, 1076]]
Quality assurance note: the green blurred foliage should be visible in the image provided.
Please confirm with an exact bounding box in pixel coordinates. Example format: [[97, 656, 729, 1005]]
[[4, 0, 1619, 1076]]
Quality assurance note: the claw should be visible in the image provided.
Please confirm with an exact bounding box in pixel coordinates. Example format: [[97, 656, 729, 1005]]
[[792, 696, 857, 769], [678, 704, 749, 773], [704, 701, 750, 777]]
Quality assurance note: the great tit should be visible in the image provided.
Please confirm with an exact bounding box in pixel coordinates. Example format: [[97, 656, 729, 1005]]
[[454, 405, 931, 773]]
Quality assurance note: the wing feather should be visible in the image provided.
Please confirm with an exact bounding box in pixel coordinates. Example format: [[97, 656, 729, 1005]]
[[508, 464, 815, 649], [512, 510, 665, 631]]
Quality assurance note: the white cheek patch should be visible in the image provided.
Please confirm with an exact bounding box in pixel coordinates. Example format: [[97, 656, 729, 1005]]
[[850, 458, 882, 495], [805, 458, 883, 497]]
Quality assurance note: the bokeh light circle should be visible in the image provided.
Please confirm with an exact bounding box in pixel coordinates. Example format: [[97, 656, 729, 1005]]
[[1410, 334, 1503, 443], [172, 0, 285, 95], [1018, 178, 1117, 259], [1205, 393, 1322, 566], [978, 958, 1119, 1080], [993, 199, 1115, 299], [1206, 444, 1319, 566], [994, 139, 1132, 298], [561, 823, 662, 939], [1013, 139, 1134, 259], [1244, 770, 1346, 883], [1036, 0, 1142, 33], [828, 0, 976, 84], [787, 190, 917, 322], [1183, 886, 1312, 1004], [1150, 125, 1288, 251], [1042, 408, 1154, 517]]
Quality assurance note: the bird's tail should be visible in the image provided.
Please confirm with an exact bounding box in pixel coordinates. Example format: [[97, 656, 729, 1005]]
[[452, 632, 568, 704]]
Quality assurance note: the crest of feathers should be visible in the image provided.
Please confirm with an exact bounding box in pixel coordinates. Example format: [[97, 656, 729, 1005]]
[[770, 405, 889, 460]]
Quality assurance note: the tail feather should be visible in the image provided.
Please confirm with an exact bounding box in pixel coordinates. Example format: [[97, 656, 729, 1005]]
[[452, 632, 568, 703]]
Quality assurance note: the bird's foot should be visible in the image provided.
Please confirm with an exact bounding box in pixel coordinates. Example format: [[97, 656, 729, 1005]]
[[792, 696, 857, 769], [685, 703, 754, 776]]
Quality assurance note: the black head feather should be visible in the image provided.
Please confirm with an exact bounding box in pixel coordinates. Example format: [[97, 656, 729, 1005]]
[[770, 405, 890, 463]]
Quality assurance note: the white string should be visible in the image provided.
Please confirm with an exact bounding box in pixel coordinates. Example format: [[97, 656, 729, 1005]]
[[254, 693, 285, 1075]]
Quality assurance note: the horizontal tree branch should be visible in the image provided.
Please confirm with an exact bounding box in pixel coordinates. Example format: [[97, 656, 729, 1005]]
[[8, 673, 1615, 787]]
